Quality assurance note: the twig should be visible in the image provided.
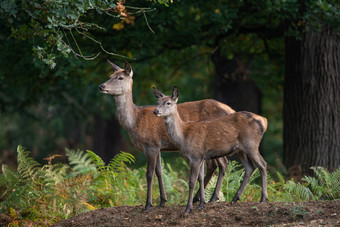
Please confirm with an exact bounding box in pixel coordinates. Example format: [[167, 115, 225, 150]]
[[142, 10, 155, 33], [68, 29, 101, 60], [60, 38, 100, 60], [75, 28, 134, 59]]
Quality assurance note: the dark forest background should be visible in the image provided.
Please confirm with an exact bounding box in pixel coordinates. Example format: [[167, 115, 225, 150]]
[[0, 0, 339, 176]]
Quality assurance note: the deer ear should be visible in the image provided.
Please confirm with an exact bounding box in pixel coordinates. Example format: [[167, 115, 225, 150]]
[[107, 60, 121, 72], [124, 61, 133, 77], [153, 87, 165, 99], [172, 86, 179, 102]]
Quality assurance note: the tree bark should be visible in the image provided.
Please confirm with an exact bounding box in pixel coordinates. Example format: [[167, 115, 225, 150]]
[[92, 115, 130, 163], [283, 28, 340, 174], [212, 48, 262, 114]]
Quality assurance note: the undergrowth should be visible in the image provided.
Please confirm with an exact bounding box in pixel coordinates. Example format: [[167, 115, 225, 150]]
[[0, 145, 339, 226]]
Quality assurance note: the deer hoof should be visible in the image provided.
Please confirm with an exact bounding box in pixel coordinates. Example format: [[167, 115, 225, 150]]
[[260, 196, 268, 203], [209, 196, 219, 203], [145, 203, 153, 212], [184, 207, 191, 215], [231, 196, 240, 204], [159, 199, 167, 207]]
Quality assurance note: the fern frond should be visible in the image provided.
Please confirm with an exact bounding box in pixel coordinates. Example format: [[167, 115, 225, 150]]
[[249, 168, 261, 183], [331, 168, 340, 194], [108, 152, 135, 172], [283, 180, 315, 201], [1, 164, 20, 187], [87, 150, 105, 171], [41, 163, 69, 186], [221, 161, 244, 201], [332, 168, 340, 179], [276, 171, 286, 184], [311, 167, 331, 187], [304, 166, 340, 200], [16, 145, 40, 181], [65, 149, 96, 173], [0, 165, 21, 199]]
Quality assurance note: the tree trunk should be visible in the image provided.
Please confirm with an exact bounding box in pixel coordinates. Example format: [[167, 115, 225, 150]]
[[212, 49, 263, 160], [92, 115, 130, 163], [212, 48, 262, 114], [283, 28, 340, 175]]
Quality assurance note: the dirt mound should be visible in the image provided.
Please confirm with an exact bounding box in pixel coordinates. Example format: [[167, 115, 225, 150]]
[[53, 201, 339, 226]]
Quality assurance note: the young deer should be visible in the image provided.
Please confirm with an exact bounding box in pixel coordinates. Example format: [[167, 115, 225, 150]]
[[153, 86, 268, 214], [99, 61, 234, 211]]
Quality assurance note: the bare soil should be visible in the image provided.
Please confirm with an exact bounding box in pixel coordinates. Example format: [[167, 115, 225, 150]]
[[53, 200, 340, 226]]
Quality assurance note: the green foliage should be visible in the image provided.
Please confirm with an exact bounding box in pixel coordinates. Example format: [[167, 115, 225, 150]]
[[282, 180, 315, 201], [0, 146, 142, 225], [207, 161, 340, 204], [154, 158, 189, 204], [0, 164, 20, 198], [65, 149, 96, 173], [107, 151, 135, 173], [304, 0, 340, 33], [1, 0, 115, 68], [304, 167, 340, 200], [1, 146, 339, 226], [220, 161, 245, 202], [0, 0, 158, 67], [16, 145, 40, 181]]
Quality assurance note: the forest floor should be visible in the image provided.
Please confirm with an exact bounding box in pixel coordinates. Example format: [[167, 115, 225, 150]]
[[53, 200, 339, 226]]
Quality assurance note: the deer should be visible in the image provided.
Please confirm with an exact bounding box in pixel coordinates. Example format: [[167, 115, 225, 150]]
[[99, 61, 235, 211], [153, 86, 268, 214]]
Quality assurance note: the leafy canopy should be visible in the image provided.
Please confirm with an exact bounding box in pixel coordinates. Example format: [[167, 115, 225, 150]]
[[0, 0, 168, 68]]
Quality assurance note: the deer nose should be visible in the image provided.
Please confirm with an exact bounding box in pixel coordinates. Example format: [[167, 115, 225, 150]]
[[153, 109, 159, 115], [98, 84, 105, 91]]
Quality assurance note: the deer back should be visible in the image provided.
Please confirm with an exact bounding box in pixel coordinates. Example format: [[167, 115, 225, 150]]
[[179, 111, 266, 159], [128, 100, 235, 151]]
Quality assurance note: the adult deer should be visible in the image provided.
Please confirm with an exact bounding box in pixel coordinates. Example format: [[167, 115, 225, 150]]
[[153, 86, 268, 214], [99, 61, 234, 211]]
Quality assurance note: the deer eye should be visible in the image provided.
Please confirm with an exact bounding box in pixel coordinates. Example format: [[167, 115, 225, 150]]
[[166, 102, 171, 105], [118, 77, 124, 80]]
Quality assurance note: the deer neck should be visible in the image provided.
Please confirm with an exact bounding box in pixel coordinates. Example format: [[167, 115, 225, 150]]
[[114, 90, 137, 130], [164, 107, 184, 147]]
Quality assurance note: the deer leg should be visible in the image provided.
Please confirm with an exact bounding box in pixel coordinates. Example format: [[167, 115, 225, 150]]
[[209, 156, 228, 203], [231, 151, 255, 203], [198, 162, 206, 210], [185, 159, 203, 214], [155, 152, 167, 206], [247, 151, 268, 203], [193, 159, 217, 203], [144, 149, 158, 212]]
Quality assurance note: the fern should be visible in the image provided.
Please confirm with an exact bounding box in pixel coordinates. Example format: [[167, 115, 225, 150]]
[[276, 171, 286, 186], [159, 159, 188, 204], [87, 150, 105, 171], [107, 151, 135, 173], [204, 175, 226, 202], [250, 168, 261, 183], [221, 161, 244, 202], [17, 145, 40, 181], [40, 163, 69, 186], [283, 180, 315, 201], [303, 167, 340, 200], [0, 164, 20, 199], [65, 149, 96, 173]]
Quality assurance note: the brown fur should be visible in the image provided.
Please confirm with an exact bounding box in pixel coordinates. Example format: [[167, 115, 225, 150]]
[[153, 86, 268, 214], [99, 61, 235, 210]]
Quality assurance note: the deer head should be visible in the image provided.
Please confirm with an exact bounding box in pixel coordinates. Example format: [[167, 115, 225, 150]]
[[153, 86, 179, 117], [99, 60, 133, 95]]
